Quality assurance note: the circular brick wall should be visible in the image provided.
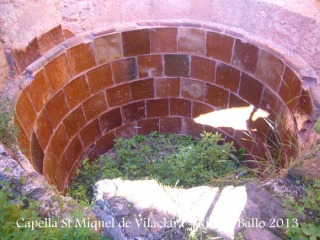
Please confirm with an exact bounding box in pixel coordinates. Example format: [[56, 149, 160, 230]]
[[14, 24, 314, 193]]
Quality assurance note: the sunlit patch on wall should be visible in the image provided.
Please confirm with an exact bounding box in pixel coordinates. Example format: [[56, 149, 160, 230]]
[[193, 105, 269, 131]]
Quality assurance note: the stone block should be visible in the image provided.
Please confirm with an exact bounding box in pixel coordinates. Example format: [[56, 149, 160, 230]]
[[82, 92, 108, 121], [191, 56, 215, 82], [146, 99, 169, 117], [155, 78, 180, 98], [215, 63, 240, 93], [87, 64, 113, 94], [45, 91, 69, 129], [106, 84, 131, 107], [181, 78, 205, 101], [63, 75, 90, 109]]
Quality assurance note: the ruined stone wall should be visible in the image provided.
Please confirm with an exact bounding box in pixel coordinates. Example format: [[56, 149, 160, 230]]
[[0, 41, 9, 93]]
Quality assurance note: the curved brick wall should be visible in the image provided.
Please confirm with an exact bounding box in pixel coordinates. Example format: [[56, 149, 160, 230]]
[[14, 24, 314, 193]]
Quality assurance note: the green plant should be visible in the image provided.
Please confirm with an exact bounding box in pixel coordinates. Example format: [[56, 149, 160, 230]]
[[314, 117, 320, 134], [0, 96, 19, 147], [68, 157, 123, 203], [241, 115, 299, 179], [68, 131, 250, 203], [282, 179, 320, 240], [0, 179, 106, 239]]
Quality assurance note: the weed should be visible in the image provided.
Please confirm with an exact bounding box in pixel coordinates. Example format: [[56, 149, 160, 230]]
[[314, 117, 320, 134], [282, 179, 320, 239], [0, 96, 19, 148], [68, 131, 250, 203], [240, 114, 299, 179], [0, 179, 106, 239]]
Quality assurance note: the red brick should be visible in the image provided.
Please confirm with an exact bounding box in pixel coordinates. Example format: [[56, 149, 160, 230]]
[[265, 128, 287, 167], [106, 84, 131, 107], [12, 38, 41, 73], [122, 29, 150, 56], [278, 123, 298, 160], [170, 98, 191, 117], [229, 93, 249, 108], [215, 63, 240, 93], [181, 118, 204, 137], [43, 149, 59, 186], [219, 127, 235, 138], [160, 117, 181, 134], [138, 118, 160, 135], [239, 73, 263, 107], [256, 50, 284, 92], [250, 138, 268, 164], [111, 58, 137, 84], [206, 32, 234, 63], [191, 56, 215, 82], [131, 79, 154, 101], [45, 53, 71, 91], [155, 78, 180, 97], [279, 67, 302, 112], [164, 54, 190, 77], [295, 89, 313, 118], [63, 75, 91, 109], [63, 106, 87, 137], [67, 43, 96, 75], [45, 91, 69, 129], [38, 25, 64, 54], [63, 29, 75, 39], [247, 115, 270, 141], [64, 135, 83, 170], [26, 69, 53, 113], [43, 148, 59, 174], [100, 108, 122, 133], [114, 122, 138, 139], [234, 130, 254, 152], [35, 110, 53, 150], [138, 55, 164, 78], [260, 88, 284, 122], [54, 155, 70, 192], [15, 90, 37, 138], [181, 78, 205, 101], [232, 39, 259, 74], [82, 143, 100, 163], [82, 92, 108, 121], [122, 101, 145, 123], [15, 117, 31, 159], [178, 28, 206, 55], [146, 99, 169, 117], [192, 102, 214, 118], [87, 64, 113, 94], [30, 133, 44, 173], [96, 131, 116, 155], [49, 124, 70, 160], [150, 28, 177, 53], [204, 84, 229, 109], [64, 162, 80, 193], [80, 119, 102, 148], [93, 33, 122, 64]]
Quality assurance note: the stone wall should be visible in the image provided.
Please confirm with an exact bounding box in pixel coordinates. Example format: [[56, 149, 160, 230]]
[[0, 41, 9, 93]]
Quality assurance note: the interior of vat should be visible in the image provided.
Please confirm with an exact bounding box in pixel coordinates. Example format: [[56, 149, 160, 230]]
[[13, 24, 315, 193]]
